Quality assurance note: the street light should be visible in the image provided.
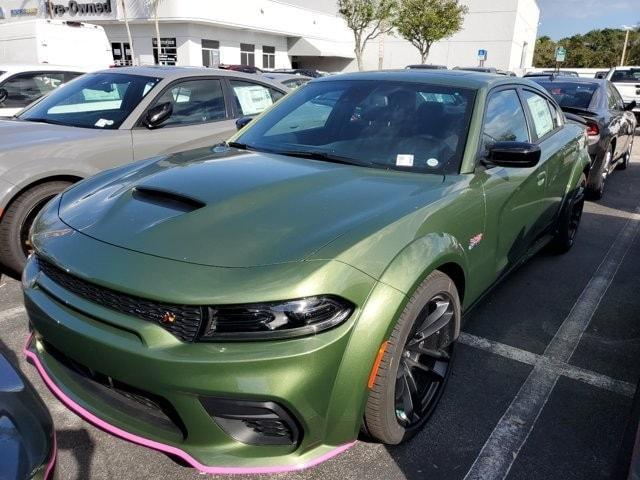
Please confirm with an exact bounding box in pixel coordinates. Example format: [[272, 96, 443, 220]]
[[621, 24, 638, 67]]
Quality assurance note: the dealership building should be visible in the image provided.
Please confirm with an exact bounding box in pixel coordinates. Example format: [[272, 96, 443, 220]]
[[0, 0, 539, 72]]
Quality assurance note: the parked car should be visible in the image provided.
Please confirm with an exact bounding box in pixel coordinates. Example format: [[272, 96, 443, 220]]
[[0, 64, 87, 117], [0, 66, 288, 275], [263, 72, 312, 90], [453, 66, 515, 76], [272, 68, 327, 78], [406, 64, 448, 70], [532, 75, 636, 198], [606, 66, 640, 122], [1, 350, 56, 480], [524, 70, 580, 78], [24, 71, 589, 474], [218, 64, 263, 74]]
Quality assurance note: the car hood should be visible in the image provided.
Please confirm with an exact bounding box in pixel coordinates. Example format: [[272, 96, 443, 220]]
[[0, 119, 101, 150], [59, 148, 448, 268]]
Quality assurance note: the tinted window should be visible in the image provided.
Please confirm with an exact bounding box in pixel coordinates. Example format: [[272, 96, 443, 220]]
[[482, 89, 529, 152], [611, 68, 640, 83], [607, 84, 624, 110], [236, 80, 476, 174], [18, 72, 160, 129], [523, 90, 555, 138], [0, 72, 67, 108], [534, 80, 598, 109], [151, 78, 226, 126], [230, 80, 283, 116]]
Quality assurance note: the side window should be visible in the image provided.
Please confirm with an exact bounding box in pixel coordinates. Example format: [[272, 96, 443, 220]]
[[611, 85, 625, 110], [481, 89, 529, 154], [0, 71, 66, 108], [523, 90, 554, 138], [606, 85, 620, 110], [230, 80, 282, 116], [548, 101, 563, 129], [150, 78, 226, 127]]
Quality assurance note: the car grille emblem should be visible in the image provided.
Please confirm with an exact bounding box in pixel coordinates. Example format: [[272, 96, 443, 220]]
[[162, 312, 177, 324]]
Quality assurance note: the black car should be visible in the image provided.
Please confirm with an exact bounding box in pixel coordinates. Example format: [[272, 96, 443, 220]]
[[218, 64, 263, 74], [272, 68, 325, 78], [406, 64, 448, 70], [1, 350, 56, 479], [524, 70, 579, 78], [533, 76, 637, 199]]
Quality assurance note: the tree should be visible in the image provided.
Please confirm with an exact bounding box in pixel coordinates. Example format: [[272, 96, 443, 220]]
[[120, 0, 136, 65], [393, 0, 467, 64], [338, 0, 396, 71], [146, 0, 163, 65]]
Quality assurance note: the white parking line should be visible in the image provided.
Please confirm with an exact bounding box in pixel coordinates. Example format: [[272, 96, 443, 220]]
[[463, 206, 640, 480], [0, 306, 25, 321], [459, 333, 636, 398]]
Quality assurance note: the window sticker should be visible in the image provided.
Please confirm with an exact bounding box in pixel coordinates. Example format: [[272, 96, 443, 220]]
[[526, 94, 553, 137], [426, 158, 439, 167], [234, 85, 273, 115], [95, 118, 114, 128], [396, 154, 414, 167]]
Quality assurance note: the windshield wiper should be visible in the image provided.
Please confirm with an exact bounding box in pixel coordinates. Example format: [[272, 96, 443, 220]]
[[274, 149, 364, 167], [226, 141, 250, 150]]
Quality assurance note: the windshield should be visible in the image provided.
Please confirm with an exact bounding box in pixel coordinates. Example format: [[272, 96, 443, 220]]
[[235, 80, 476, 174], [18, 72, 160, 129], [611, 69, 640, 83], [534, 80, 598, 109]]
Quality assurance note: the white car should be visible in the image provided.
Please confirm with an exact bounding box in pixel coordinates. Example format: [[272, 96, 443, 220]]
[[607, 67, 640, 122], [0, 64, 88, 117]]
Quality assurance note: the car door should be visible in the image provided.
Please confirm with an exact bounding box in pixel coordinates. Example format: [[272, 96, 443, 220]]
[[605, 83, 629, 157], [131, 77, 236, 161], [609, 83, 633, 152], [478, 87, 550, 276], [520, 88, 570, 227]]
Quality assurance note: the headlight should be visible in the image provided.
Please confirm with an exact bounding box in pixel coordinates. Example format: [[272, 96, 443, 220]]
[[198, 295, 354, 341]]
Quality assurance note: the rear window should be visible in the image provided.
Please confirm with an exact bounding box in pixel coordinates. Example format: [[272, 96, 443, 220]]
[[610, 69, 640, 83], [534, 81, 598, 109]]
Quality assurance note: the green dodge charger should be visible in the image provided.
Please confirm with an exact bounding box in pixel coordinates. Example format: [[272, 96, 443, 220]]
[[23, 71, 590, 473]]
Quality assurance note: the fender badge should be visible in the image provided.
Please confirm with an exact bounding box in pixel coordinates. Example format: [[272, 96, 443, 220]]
[[469, 233, 483, 250]]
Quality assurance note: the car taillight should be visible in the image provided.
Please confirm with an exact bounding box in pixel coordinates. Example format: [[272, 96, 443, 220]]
[[586, 122, 599, 136]]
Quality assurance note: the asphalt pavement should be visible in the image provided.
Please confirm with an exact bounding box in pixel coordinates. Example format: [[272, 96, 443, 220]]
[[1, 146, 639, 480]]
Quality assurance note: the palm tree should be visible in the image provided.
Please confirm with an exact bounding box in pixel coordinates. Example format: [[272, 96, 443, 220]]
[[146, 0, 163, 65], [120, 0, 136, 65]]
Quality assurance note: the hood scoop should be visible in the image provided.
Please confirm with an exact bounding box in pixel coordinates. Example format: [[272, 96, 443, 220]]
[[132, 186, 206, 213]]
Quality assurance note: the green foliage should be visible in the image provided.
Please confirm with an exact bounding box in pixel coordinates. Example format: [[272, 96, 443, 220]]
[[392, 0, 468, 63], [533, 27, 640, 68], [338, 0, 396, 70]]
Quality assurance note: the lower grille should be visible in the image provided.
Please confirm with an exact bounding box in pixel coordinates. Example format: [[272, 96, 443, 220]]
[[37, 257, 204, 342], [42, 340, 186, 438]]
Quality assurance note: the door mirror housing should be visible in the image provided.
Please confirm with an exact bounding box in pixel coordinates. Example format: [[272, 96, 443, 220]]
[[624, 100, 637, 111], [0, 88, 7, 104], [143, 102, 173, 129], [235, 116, 253, 131], [485, 141, 541, 168]]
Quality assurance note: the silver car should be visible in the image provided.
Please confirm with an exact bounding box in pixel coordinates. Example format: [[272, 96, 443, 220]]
[[0, 66, 288, 274]]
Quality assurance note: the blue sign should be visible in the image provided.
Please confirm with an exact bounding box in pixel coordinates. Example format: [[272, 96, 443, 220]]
[[478, 49, 488, 61]]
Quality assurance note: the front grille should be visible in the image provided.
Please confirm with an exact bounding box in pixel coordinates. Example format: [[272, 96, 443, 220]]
[[37, 257, 204, 342], [42, 340, 186, 438]]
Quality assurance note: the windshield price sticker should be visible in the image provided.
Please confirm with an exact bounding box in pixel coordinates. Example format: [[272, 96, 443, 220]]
[[396, 154, 414, 167]]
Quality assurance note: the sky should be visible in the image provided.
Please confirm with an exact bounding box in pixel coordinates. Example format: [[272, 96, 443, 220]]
[[537, 0, 639, 39]]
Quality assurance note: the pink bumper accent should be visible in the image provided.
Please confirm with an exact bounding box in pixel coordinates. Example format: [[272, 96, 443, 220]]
[[24, 334, 356, 475]]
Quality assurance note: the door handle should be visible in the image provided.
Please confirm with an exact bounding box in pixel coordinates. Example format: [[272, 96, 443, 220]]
[[537, 171, 546, 187]]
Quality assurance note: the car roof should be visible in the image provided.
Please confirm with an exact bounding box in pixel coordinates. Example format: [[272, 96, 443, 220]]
[[312, 69, 539, 90], [0, 63, 89, 73], [91, 65, 289, 90]]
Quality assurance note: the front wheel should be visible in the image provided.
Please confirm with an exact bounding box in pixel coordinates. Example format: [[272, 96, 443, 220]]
[[0, 181, 72, 275], [550, 173, 586, 254], [617, 139, 633, 170], [364, 270, 460, 444]]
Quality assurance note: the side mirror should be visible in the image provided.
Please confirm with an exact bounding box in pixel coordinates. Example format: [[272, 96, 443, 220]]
[[485, 141, 541, 168], [143, 102, 173, 129], [0, 88, 7, 104], [235, 116, 253, 131], [624, 100, 637, 111]]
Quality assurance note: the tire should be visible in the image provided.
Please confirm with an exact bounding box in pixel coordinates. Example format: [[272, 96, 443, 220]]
[[617, 139, 633, 170], [588, 147, 613, 200], [364, 270, 460, 444], [0, 181, 72, 275], [550, 173, 586, 254]]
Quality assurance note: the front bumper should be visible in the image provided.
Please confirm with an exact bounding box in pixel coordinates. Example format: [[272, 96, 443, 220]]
[[22, 232, 405, 472]]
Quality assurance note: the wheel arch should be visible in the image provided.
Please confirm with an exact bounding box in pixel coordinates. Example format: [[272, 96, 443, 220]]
[[0, 175, 82, 221]]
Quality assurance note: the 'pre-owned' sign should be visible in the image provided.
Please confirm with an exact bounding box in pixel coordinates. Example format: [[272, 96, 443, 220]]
[[45, 0, 112, 16]]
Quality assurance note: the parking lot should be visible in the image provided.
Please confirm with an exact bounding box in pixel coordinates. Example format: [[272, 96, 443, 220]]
[[1, 147, 639, 480]]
